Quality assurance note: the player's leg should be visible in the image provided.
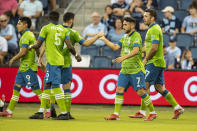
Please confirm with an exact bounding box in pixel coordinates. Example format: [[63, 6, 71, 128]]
[[104, 73, 128, 120], [154, 69, 184, 119], [0, 71, 25, 117], [129, 71, 156, 121], [62, 66, 74, 119], [0, 94, 5, 112]]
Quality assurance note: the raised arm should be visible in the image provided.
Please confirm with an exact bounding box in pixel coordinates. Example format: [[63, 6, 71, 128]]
[[83, 32, 104, 47], [100, 36, 120, 51]]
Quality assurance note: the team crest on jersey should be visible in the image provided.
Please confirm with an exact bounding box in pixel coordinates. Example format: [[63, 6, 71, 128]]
[[135, 38, 139, 41], [22, 38, 26, 42], [151, 35, 155, 38]]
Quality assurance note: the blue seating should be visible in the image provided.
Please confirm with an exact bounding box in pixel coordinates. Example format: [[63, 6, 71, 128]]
[[102, 46, 120, 59], [190, 48, 197, 59], [93, 56, 112, 68], [176, 33, 194, 48], [81, 45, 100, 56], [174, 10, 188, 23], [156, 10, 164, 24], [180, 0, 193, 10], [158, 0, 178, 9], [163, 33, 170, 46]]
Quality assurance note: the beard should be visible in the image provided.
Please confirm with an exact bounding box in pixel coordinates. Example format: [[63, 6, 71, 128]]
[[125, 29, 131, 34], [70, 23, 74, 28]]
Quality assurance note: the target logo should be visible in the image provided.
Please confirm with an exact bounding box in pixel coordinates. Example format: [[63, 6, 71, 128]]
[[184, 76, 197, 102], [60, 73, 83, 98], [150, 85, 162, 101], [99, 74, 118, 99], [20, 75, 42, 98]]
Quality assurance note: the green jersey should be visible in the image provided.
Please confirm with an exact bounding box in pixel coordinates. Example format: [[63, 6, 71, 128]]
[[38, 23, 70, 66], [19, 29, 37, 72], [62, 26, 85, 68], [118, 31, 145, 74], [145, 24, 166, 68]]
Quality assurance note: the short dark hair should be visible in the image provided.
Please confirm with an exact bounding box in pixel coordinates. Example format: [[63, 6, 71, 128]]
[[145, 8, 157, 20], [63, 12, 75, 22], [189, 3, 197, 9], [19, 17, 32, 28], [124, 17, 136, 24], [105, 5, 112, 11], [49, 11, 60, 22]]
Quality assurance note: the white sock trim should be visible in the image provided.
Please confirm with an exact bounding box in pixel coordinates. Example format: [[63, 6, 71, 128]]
[[38, 108, 45, 112], [174, 105, 181, 110], [6, 109, 12, 114], [114, 112, 119, 116], [139, 110, 146, 116]]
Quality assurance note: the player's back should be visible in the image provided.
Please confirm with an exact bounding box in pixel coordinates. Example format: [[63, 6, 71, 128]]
[[19, 30, 37, 72], [39, 23, 69, 66], [145, 24, 166, 68]]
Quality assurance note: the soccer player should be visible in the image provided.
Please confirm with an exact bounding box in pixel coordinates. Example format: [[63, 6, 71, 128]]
[[0, 17, 42, 118], [100, 17, 157, 121], [40, 12, 105, 119], [29, 11, 78, 120], [130, 9, 184, 119]]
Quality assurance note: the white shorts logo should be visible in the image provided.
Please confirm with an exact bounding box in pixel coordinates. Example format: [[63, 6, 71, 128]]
[[184, 76, 197, 102], [20, 75, 42, 98], [99, 74, 118, 99], [150, 85, 162, 101]]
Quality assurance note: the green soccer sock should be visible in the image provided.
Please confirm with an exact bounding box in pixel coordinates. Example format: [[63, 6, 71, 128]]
[[52, 85, 67, 113], [40, 89, 51, 110], [32, 89, 42, 100], [7, 89, 20, 113], [64, 89, 71, 112], [114, 93, 124, 115], [162, 90, 178, 108], [140, 99, 147, 111], [141, 93, 155, 113]]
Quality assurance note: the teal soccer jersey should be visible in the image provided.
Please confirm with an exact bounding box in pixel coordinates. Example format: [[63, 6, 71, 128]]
[[19, 29, 37, 72], [62, 26, 85, 68], [118, 31, 145, 74], [145, 24, 166, 68], [38, 23, 70, 66]]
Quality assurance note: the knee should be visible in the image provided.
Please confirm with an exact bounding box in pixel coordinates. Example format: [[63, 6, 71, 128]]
[[154, 84, 165, 93], [116, 87, 124, 93], [14, 84, 22, 91], [136, 88, 146, 97], [62, 81, 71, 90]]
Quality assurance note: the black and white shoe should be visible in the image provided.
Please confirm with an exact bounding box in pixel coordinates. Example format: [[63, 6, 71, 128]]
[[29, 112, 44, 119]]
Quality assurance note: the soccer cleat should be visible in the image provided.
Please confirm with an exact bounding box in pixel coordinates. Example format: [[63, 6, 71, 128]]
[[0, 110, 12, 118], [50, 106, 57, 118], [128, 112, 145, 118], [53, 113, 69, 120], [44, 112, 51, 118], [29, 112, 43, 119], [144, 113, 157, 121], [172, 108, 184, 119], [104, 113, 120, 120], [68, 112, 75, 119]]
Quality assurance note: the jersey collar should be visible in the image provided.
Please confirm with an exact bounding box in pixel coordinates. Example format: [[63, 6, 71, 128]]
[[50, 22, 58, 25], [149, 23, 156, 29], [22, 29, 30, 35], [63, 25, 70, 28], [128, 31, 135, 37]]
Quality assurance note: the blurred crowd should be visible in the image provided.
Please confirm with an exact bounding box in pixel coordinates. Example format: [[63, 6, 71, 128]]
[[0, 0, 197, 70]]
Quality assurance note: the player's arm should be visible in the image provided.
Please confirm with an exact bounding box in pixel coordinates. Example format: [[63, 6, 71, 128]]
[[114, 47, 139, 64], [29, 40, 43, 50], [144, 43, 158, 65], [38, 43, 46, 72], [82, 32, 105, 47], [100, 36, 120, 51], [9, 47, 28, 67]]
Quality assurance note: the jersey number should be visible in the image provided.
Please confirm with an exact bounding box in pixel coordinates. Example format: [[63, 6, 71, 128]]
[[55, 33, 61, 45], [136, 77, 140, 87]]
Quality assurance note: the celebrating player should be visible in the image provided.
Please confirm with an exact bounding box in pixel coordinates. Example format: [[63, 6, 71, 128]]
[[100, 17, 157, 121], [0, 17, 42, 118], [130, 9, 184, 119]]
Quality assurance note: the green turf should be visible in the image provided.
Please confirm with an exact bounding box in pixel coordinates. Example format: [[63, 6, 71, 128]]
[[0, 104, 197, 131]]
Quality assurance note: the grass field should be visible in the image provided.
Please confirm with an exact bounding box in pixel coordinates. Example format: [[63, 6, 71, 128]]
[[0, 104, 197, 131]]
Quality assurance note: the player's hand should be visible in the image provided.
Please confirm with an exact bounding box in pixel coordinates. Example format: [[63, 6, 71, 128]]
[[113, 57, 124, 64], [97, 32, 105, 38], [99, 36, 106, 41], [38, 57, 46, 72], [28, 45, 33, 51], [9, 59, 14, 67], [143, 58, 147, 66], [75, 54, 82, 62]]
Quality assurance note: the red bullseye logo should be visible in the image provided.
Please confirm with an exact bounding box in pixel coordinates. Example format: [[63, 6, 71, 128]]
[[150, 85, 162, 101], [20, 75, 42, 98], [70, 74, 83, 98], [184, 76, 197, 102], [99, 74, 118, 99]]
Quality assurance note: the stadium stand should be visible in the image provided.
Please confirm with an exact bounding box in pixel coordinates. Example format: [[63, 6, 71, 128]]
[[179, 0, 193, 10], [158, 0, 178, 10], [176, 33, 194, 48], [102, 45, 120, 59], [93, 56, 112, 68]]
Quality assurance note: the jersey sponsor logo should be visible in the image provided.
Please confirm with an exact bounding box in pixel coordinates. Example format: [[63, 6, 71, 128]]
[[184, 76, 197, 102], [150, 85, 162, 101], [99, 74, 118, 99], [20, 75, 42, 98]]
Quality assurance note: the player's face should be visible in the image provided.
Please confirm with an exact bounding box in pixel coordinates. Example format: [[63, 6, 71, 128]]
[[143, 12, 151, 26], [17, 20, 26, 33], [123, 21, 131, 33]]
